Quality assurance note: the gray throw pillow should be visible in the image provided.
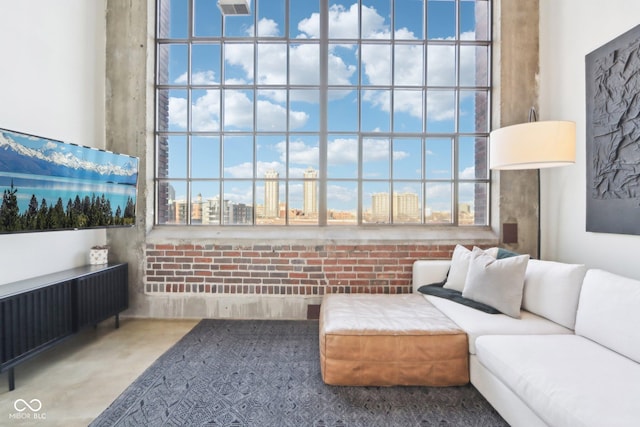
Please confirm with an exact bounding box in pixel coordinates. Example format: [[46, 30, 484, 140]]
[[462, 247, 530, 318]]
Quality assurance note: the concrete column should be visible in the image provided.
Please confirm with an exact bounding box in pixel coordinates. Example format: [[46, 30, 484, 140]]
[[492, 0, 540, 258], [105, 0, 154, 314]]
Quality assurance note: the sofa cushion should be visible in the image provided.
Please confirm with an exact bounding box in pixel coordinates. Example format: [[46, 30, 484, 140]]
[[475, 335, 640, 427], [521, 259, 587, 329], [575, 269, 640, 364], [443, 245, 498, 292], [422, 294, 572, 354], [462, 247, 529, 318]]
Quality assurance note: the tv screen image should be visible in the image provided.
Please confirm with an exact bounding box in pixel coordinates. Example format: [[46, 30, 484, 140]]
[[0, 128, 139, 233]]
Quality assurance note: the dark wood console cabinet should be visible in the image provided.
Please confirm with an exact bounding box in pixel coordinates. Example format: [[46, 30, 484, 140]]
[[0, 263, 128, 391]]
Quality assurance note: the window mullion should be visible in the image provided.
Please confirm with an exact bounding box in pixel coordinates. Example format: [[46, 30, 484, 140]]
[[318, 0, 328, 225]]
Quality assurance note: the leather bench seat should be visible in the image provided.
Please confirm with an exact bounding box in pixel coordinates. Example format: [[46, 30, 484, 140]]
[[319, 293, 469, 386]]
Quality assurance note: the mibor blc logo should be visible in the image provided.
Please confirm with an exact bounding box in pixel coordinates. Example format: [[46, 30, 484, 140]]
[[9, 398, 46, 420]]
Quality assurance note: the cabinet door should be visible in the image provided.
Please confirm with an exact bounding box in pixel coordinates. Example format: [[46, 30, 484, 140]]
[[1, 281, 74, 368], [75, 264, 128, 329]]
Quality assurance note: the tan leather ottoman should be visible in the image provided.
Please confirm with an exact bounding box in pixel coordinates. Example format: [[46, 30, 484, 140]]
[[319, 293, 468, 386]]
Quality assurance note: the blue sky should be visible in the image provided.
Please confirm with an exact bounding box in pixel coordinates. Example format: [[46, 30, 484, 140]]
[[159, 0, 489, 215]]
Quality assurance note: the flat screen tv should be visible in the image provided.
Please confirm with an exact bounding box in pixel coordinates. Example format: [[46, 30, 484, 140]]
[[0, 128, 139, 233]]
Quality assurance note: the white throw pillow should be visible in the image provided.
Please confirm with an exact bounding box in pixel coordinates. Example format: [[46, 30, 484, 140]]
[[444, 245, 499, 292], [462, 247, 530, 318], [522, 259, 587, 329]]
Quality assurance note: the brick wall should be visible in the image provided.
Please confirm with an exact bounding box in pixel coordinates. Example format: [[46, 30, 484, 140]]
[[144, 243, 457, 296]]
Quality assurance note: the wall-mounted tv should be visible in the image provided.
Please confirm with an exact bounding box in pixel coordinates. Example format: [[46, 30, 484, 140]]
[[0, 128, 139, 233]]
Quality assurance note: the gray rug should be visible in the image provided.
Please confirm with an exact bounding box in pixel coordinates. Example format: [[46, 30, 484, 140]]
[[91, 320, 508, 426]]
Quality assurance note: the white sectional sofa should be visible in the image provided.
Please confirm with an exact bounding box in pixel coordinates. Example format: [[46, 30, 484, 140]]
[[413, 258, 640, 427]]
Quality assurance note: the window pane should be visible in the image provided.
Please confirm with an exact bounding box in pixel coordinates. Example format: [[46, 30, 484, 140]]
[[459, 136, 488, 179], [392, 183, 422, 223], [191, 89, 220, 131], [459, 90, 488, 133], [363, 137, 390, 179], [256, 177, 285, 224], [290, 91, 319, 131], [162, 180, 188, 224], [426, 89, 455, 132], [224, 43, 254, 84], [160, 136, 187, 178], [223, 90, 253, 131], [327, 181, 357, 224], [329, 43, 358, 85], [194, 0, 221, 37], [158, 0, 188, 39], [158, 89, 188, 131], [192, 44, 220, 85], [362, 0, 391, 39], [329, 2, 359, 39], [328, 90, 358, 132], [363, 182, 390, 224], [395, 44, 424, 86], [393, 90, 423, 133], [289, 175, 318, 225], [425, 138, 452, 179], [257, 90, 287, 131], [460, 45, 489, 87], [158, 44, 188, 85], [427, 0, 455, 40], [257, 43, 287, 84], [289, 136, 319, 178], [395, 0, 424, 39], [256, 135, 286, 177], [222, 181, 254, 224], [192, 136, 220, 178], [192, 181, 220, 224], [290, 44, 319, 85], [461, 0, 490, 40], [257, 0, 285, 37], [393, 138, 421, 179], [224, 135, 253, 178], [290, 1, 319, 39], [458, 182, 489, 225], [459, 182, 488, 225], [224, 15, 254, 37], [425, 182, 452, 223], [361, 44, 391, 85], [427, 44, 456, 86], [361, 90, 390, 132], [328, 136, 358, 178]]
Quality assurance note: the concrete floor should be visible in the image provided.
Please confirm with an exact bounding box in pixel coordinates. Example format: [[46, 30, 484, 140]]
[[0, 318, 199, 426]]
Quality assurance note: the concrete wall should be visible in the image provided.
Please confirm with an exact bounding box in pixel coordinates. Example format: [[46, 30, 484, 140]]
[[539, 0, 640, 280], [0, 0, 107, 284]]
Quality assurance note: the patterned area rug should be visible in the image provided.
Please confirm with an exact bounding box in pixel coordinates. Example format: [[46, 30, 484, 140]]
[[91, 320, 507, 426]]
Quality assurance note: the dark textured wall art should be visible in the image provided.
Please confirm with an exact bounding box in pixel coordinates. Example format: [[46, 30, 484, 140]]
[[586, 24, 640, 235]]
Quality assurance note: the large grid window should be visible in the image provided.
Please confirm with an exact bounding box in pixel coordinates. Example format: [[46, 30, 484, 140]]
[[155, 0, 491, 226]]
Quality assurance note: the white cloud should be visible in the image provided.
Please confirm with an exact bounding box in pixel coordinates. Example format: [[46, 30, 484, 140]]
[[288, 139, 319, 165], [224, 161, 252, 178], [256, 17, 280, 37], [224, 44, 254, 81], [192, 90, 221, 131], [459, 166, 476, 180]]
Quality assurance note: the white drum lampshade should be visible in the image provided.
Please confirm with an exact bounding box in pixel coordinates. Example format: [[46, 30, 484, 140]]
[[489, 121, 576, 170]]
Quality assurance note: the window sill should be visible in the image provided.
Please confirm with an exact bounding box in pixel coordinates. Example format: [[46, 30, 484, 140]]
[[147, 225, 498, 246]]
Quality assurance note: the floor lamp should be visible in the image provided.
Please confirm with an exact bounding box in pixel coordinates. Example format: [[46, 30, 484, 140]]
[[489, 111, 576, 259]]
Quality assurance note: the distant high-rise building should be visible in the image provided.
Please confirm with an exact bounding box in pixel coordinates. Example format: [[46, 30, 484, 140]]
[[371, 192, 420, 223], [264, 169, 279, 218], [303, 166, 317, 215]]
